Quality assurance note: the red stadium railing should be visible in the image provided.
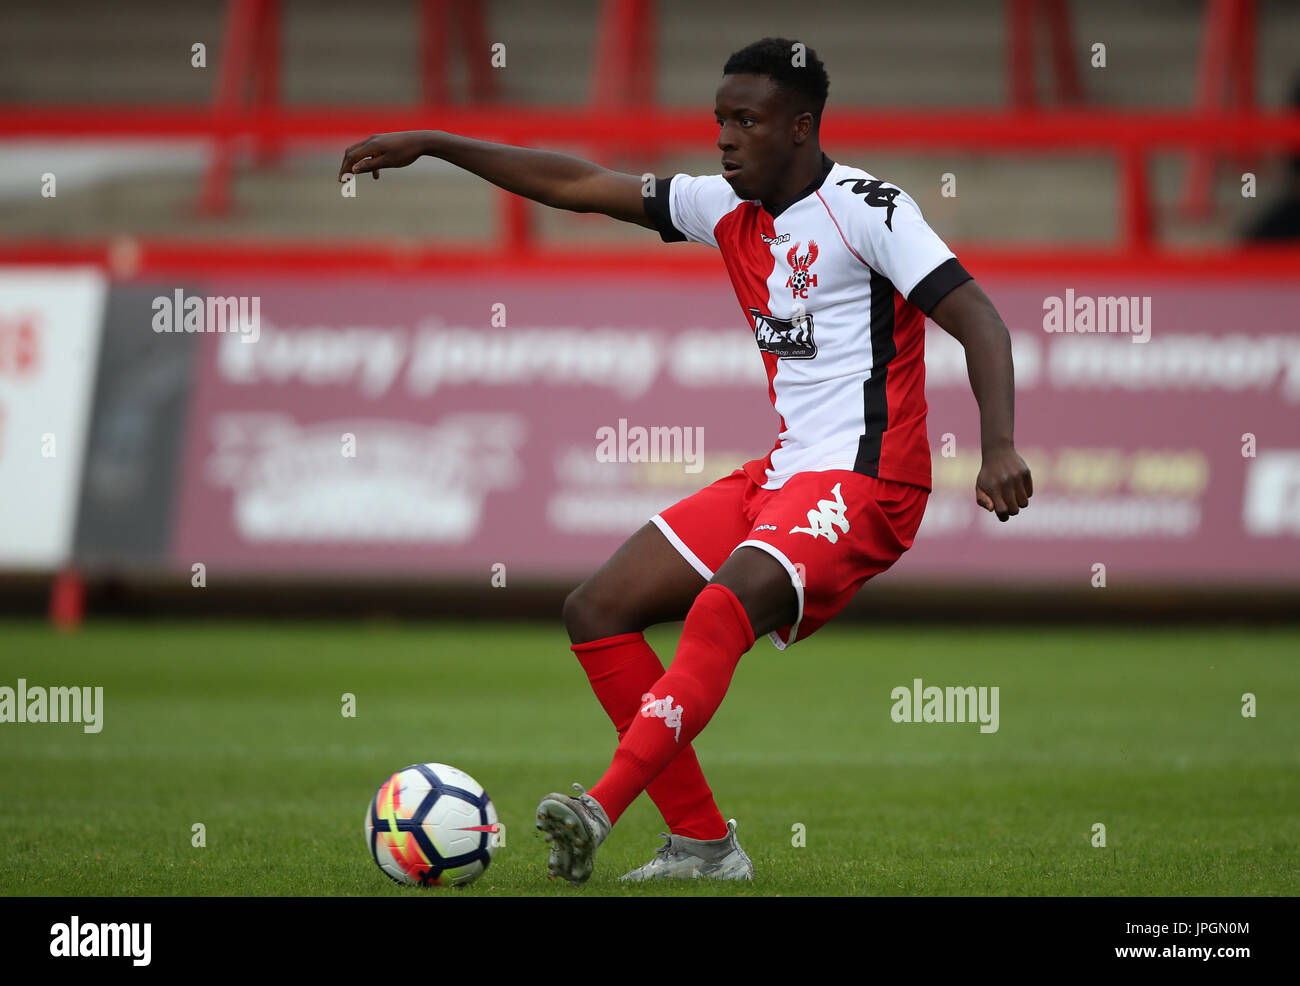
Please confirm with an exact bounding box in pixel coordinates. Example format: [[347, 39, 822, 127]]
[[3, 106, 1300, 271], [1006, 0, 1082, 109], [1183, 0, 1259, 218], [197, 0, 500, 214], [5, 240, 1300, 281]]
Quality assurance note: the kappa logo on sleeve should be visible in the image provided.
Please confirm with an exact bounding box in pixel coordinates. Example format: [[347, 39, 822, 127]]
[[836, 178, 901, 230]]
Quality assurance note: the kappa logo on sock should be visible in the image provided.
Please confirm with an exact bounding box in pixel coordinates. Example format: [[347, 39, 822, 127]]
[[639, 691, 684, 741]]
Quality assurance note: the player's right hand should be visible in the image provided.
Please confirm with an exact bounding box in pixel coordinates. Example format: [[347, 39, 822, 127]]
[[338, 131, 433, 182]]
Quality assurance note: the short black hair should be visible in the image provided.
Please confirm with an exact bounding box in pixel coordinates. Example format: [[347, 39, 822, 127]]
[[723, 38, 829, 124]]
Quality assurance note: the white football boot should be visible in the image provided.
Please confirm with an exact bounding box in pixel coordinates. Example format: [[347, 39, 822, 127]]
[[535, 783, 611, 884], [620, 818, 754, 881]]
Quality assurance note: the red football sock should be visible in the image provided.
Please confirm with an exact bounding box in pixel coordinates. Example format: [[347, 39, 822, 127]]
[[588, 583, 755, 827], [572, 631, 728, 840]]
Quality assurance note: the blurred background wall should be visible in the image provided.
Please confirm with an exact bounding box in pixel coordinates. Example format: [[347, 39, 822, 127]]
[[1, 0, 1298, 622]]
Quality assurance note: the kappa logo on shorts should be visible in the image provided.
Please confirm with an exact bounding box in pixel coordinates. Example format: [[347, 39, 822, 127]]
[[790, 482, 850, 543], [639, 691, 684, 741]]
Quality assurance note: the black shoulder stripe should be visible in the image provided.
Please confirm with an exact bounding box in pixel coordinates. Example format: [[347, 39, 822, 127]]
[[908, 257, 972, 315], [643, 175, 686, 243]]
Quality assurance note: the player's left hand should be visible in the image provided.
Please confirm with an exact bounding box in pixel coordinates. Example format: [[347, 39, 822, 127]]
[[975, 446, 1032, 522]]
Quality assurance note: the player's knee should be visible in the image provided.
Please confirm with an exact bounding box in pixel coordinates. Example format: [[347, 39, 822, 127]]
[[563, 582, 611, 645], [711, 547, 798, 638], [563, 579, 644, 645], [561, 585, 586, 642]]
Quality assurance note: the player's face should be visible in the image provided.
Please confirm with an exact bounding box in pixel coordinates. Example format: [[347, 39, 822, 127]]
[[714, 73, 804, 202]]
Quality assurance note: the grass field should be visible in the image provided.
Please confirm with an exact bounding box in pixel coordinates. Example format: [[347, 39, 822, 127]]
[[1, 620, 1296, 896]]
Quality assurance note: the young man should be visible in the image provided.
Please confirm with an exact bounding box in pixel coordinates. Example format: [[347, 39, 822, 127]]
[[340, 37, 1032, 885]]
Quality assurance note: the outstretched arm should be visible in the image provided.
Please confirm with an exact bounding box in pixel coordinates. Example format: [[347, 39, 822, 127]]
[[338, 130, 655, 229], [928, 279, 1033, 522]]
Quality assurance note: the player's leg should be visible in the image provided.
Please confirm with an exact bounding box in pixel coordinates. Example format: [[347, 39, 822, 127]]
[[539, 547, 788, 884], [555, 544, 790, 883], [562, 522, 729, 844], [562, 521, 706, 644], [583, 545, 794, 835], [538, 474, 757, 881], [557, 472, 757, 854], [710, 545, 799, 637], [548, 471, 928, 882]]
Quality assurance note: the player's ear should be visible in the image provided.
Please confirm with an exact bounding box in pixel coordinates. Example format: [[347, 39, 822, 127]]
[[791, 110, 814, 145]]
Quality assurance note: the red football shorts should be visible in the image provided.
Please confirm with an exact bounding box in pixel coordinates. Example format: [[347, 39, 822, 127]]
[[651, 465, 929, 649]]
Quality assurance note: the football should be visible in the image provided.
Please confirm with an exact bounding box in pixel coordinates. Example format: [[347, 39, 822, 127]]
[[365, 762, 499, 887]]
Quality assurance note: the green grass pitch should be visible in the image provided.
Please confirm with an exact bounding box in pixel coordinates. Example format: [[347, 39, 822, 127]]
[[1, 619, 1296, 896]]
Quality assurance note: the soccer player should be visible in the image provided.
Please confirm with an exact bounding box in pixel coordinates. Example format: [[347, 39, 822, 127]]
[[339, 37, 1032, 885]]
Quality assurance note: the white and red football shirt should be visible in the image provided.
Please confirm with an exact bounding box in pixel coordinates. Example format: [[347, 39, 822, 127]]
[[644, 153, 970, 492]]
